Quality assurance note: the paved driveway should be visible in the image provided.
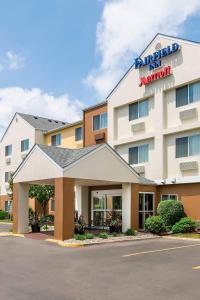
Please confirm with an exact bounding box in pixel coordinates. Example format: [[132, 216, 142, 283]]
[[0, 222, 12, 232], [0, 236, 200, 300]]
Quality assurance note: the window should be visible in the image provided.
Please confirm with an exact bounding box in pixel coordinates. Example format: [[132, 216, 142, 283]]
[[21, 139, 29, 152], [51, 134, 61, 146], [5, 200, 12, 212], [51, 199, 55, 211], [93, 112, 107, 131], [129, 99, 149, 121], [176, 134, 200, 158], [5, 172, 11, 183], [75, 127, 83, 141], [176, 81, 200, 107], [139, 193, 154, 229], [129, 144, 149, 164], [5, 145, 12, 156], [161, 194, 177, 201]]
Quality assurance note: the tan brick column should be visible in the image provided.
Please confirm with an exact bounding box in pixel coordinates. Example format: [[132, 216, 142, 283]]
[[13, 182, 29, 234], [131, 183, 139, 230], [54, 178, 75, 241]]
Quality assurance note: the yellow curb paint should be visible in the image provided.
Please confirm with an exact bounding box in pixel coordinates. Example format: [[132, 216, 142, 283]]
[[192, 266, 200, 270], [123, 243, 200, 257], [0, 232, 24, 238], [46, 239, 84, 248]]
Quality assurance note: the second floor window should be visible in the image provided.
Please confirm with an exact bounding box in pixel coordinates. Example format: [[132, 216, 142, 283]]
[[176, 81, 200, 107], [51, 134, 61, 146], [5, 145, 12, 157], [176, 134, 200, 158], [5, 171, 11, 183], [129, 99, 149, 121], [21, 139, 29, 152], [129, 144, 149, 165], [75, 127, 83, 141], [93, 112, 107, 131]]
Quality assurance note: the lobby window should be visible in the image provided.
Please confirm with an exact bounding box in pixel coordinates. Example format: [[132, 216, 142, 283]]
[[5, 200, 12, 212], [93, 112, 107, 131], [176, 134, 200, 158], [129, 99, 149, 121], [51, 133, 61, 146], [176, 81, 200, 107], [161, 194, 177, 201], [75, 127, 83, 141], [21, 139, 29, 152], [129, 144, 149, 164], [5, 171, 11, 183], [5, 144, 12, 157]]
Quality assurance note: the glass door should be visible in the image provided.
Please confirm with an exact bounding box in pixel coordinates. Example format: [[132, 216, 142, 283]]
[[139, 193, 154, 230], [91, 190, 122, 228]]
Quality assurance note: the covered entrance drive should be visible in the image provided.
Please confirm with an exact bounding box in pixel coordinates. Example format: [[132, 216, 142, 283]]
[[12, 143, 155, 241]]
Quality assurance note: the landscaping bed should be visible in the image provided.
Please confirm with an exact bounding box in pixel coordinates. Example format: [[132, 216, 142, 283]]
[[64, 232, 158, 245]]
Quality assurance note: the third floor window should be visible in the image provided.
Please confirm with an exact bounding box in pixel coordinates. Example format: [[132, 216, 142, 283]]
[[75, 127, 83, 141], [93, 112, 107, 131], [5, 144, 12, 157], [176, 134, 200, 158], [129, 99, 149, 121], [176, 81, 200, 107], [21, 139, 29, 152]]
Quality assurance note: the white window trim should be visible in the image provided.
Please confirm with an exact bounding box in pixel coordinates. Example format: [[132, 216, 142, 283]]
[[129, 144, 149, 165], [129, 99, 149, 121], [92, 112, 107, 131], [161, 194, 178, 201], [176, 134, 200, 158]]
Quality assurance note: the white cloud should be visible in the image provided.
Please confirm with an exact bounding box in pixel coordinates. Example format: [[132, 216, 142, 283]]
[[0, 87, 84, 137], [6, 51, 25, 70], [85, 0, 200, 98]]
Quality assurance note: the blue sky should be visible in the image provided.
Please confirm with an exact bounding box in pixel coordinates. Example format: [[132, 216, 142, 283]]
[[0, 0, 200, 134]]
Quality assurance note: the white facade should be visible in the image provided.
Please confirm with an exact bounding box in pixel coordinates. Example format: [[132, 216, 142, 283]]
[[108, 34, 200, 183], [0, 113, 45, 196]]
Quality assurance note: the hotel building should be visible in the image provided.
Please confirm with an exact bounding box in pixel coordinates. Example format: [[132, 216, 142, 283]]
[[4, 33, 200, 240]]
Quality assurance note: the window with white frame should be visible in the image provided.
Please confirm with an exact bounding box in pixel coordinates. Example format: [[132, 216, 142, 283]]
[[75, 127, 83, 141], [5, 172, 11, 183], [161, 194, 178, 201], [176, 81, 200, 107], [129, 99, 149, 121], [5, 144, 12, 156], [129, 144, 149, 164], [21, 139, 29, 152], [93, 112, 107, 131], [51, 133, 61, 146], [176, 134, 200, 158]]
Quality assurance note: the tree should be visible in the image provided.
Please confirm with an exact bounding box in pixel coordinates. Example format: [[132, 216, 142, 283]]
[[29, 185, 54, 216]]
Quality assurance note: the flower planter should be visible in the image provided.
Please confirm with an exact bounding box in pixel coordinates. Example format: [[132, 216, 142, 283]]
[[31, 224, 41, 233]]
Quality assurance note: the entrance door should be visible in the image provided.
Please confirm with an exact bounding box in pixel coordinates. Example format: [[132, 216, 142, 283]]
[[139, 192, 154, 230], [91, 190, 122, 228]]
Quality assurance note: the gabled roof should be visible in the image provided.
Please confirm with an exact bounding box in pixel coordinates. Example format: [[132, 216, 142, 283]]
[[37, 143, 102, 168], [18, 113, 67, 131], [106, 33, 200, 100], [45, 120, 83, 135], [83, 101, 107, 112]]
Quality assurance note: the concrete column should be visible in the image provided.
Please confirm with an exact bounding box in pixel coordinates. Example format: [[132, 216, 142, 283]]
[[75, 185, 82, 217], [75, 185, 89, 223], [131, 183, 139, 230], [54, 178, 75, 241], [13, 182, 29, 234], [122, 183, 132, 232], [81, 186, 89, 224]]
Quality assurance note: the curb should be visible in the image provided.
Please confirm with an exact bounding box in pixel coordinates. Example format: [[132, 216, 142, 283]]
[[162, 236, 200, 242], [46, 236, 161, 248], [0, 232, 24, 238]]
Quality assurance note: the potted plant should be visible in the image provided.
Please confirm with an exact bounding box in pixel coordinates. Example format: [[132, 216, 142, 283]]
[[75, 215, 86, 234], [29, 211, 41, 233]]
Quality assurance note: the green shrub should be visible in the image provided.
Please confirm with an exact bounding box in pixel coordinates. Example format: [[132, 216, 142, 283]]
[[112, 232, 118, 237], [145, 216, 165, 234], [172, 217, 197, 234], [74, 234, 86, 240], [45, 214, 54, 223], [85, 233, 94, 239], [99, 232, 108, 239], [157, 200, 185, 226], [126, 228, 136, 236], [0, 211, 9, 220]]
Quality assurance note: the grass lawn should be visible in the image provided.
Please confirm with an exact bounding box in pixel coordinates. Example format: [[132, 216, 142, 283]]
[[173, 233, 200, 239]]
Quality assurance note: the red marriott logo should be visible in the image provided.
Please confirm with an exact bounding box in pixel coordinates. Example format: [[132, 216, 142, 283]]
[[139, 66, 171, 87]]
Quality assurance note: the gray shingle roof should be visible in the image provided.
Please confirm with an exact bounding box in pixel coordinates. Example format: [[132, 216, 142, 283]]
[[18, 113, 67, 131], [37, 144, 102, 168]]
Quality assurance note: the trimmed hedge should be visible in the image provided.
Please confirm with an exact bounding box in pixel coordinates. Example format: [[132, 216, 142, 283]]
[[99, 232, 108, 239], [157, 200, 185, 226], [0, 211, 9, 220], [126, 228, 136, 236], [172, 217, 197, 234], [145, 216, 165, 234]]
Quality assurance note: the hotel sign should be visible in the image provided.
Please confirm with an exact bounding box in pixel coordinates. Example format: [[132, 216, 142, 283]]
[[134, 42, 180, 86]]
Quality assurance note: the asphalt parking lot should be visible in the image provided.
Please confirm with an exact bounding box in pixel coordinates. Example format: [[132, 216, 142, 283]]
[[0, 236, 200, 300]]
